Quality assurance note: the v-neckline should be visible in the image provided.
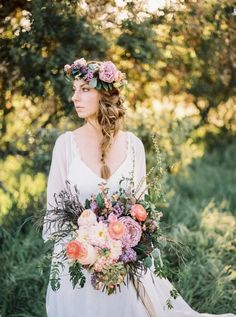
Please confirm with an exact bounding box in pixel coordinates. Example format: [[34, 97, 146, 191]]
[[69, 130, 130, 182]]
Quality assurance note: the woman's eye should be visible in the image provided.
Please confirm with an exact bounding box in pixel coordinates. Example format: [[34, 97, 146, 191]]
[[72, 87, 89, 93]]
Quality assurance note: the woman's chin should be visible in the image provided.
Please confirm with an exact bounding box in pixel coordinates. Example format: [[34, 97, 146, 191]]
[[76, 113, 87, 118]]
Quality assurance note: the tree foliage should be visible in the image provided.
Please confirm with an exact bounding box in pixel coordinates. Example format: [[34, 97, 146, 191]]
[[0, 0, 235, 156]]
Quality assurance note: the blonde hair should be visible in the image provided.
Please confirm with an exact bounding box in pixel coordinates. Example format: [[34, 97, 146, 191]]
[[96, 87, 126, 179]]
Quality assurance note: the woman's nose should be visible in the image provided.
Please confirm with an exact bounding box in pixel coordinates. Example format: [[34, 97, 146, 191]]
[[72, 90, 81, 101]]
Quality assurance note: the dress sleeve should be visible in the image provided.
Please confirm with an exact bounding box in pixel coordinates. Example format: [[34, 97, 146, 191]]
[[42, 133, 67, 242], [135, 136, 148, 200]]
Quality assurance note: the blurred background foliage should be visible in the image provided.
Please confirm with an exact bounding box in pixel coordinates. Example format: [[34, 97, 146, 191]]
[[0, 0, 235, 316]]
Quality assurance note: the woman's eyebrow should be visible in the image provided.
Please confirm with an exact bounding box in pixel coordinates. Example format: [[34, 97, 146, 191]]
[[73, 83, 88, 89]]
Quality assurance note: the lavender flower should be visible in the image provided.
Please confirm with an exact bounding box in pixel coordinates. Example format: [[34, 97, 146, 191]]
[[90, 201, 99, 213], [98, 216, 108, 224], [80, 65, 87, 74], [119, 247, 137, 263], [112, 203, 125, 217]]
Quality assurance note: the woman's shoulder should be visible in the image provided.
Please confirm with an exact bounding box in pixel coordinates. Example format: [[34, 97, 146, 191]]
[[51, 130, 74, 152], [54, 131, 69, 144], [126, 130, 145, 149]]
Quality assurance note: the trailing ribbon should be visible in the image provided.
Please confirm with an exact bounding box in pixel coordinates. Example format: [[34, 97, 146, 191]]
[[132, 275, 159, 317]]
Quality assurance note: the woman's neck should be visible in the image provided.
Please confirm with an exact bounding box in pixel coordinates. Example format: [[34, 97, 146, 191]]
[[83, 121, 103, 139]]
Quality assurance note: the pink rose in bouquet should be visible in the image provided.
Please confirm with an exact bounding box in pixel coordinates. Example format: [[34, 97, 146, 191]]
[[77, 209, 97, 227], [66, 240, 97, 265], [66, 240, 88, 260], [108, 220, 125, 240], [77, 243, 97, 266], [119, 216, 142, 247], [130, 204, 148, 222]]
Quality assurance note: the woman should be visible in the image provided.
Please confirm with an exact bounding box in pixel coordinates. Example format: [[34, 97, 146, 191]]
[[42, 58, 235, 317]]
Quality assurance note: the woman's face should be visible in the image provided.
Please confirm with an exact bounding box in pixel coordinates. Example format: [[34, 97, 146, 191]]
[[71, 79, 101, 120]]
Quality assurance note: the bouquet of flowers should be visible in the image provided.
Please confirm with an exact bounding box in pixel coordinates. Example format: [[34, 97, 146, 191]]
[[44, 177, 166, 295]]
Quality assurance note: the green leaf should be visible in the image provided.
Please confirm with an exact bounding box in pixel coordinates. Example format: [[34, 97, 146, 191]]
[[96, 193, 105, 208], [151, 248, 160, 259], [96, 81, 102, 90], [108, 83, 113, 90], [89, 77, 97, 88], [85, 198, 90, 209], [143, 256, 152, 268], [88, 64, 96, 71], [69, 261, 86, 289], [50, 278, 61, 291], [101, 81, 109, 91]]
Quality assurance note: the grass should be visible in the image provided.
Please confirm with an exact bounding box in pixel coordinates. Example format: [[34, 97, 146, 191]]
[[162, 141, 236, 313]]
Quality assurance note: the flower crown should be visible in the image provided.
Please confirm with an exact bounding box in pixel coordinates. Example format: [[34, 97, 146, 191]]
[[64, 58, 128, 91]]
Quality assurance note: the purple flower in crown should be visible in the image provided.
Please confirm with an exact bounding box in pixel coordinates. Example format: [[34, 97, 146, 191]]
[[84, 70, 94, 81], [74, 58, 87, 67], [70, 63, 77, 71], [112, 202, 125, 217], [64, 58, 128, 91], [80, 65, 88, 75], [99, 61, 118, 83], [119, 247, 137, 263]]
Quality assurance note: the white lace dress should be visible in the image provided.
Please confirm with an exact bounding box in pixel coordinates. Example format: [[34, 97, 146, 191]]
[[42, 130, 235, 317]]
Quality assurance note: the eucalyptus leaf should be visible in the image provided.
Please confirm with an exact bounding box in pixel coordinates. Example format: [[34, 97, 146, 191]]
[[151, 248, 160, 259], [85, 198, 90, 209], [96, 81, 102, 90], [143, 256, 153, 268], [89, 77, 97, 88], [108, 83, 113, 90], [88, 64, 96, 71], [101, 81, 109, 91], [96, 193, 104, 208]]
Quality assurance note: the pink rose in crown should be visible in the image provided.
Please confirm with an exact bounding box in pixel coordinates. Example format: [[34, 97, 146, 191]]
[[119, 216, 142, 247], [99, 61, 117, 83], [130, 204, 148, 222]]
